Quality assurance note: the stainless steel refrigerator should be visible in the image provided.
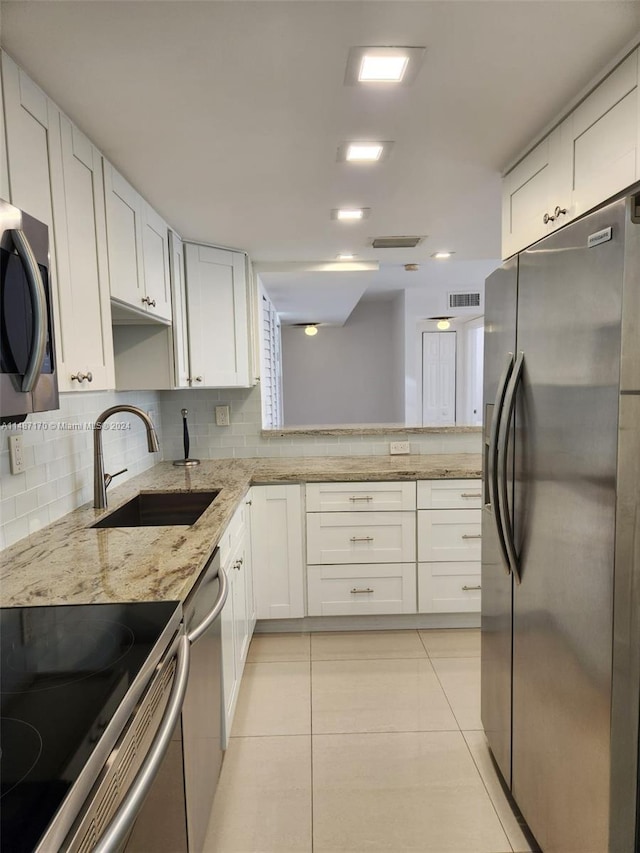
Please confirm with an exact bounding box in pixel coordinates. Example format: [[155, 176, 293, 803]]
[[481, 193, 640, 852]]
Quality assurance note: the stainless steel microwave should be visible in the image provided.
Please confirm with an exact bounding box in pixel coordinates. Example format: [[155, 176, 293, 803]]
[[0, 199, 59, 424]]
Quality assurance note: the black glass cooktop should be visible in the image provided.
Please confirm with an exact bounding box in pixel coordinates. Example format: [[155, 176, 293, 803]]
[[0, 601, 180, 853]]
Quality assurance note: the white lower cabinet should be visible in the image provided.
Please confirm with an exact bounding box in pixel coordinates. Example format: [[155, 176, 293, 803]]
[[417, 479, 482, 614], [306, 481, 417, 617], [307, 563, 416, 616], [219, 497, 255, 747], [250, 484, 305, 620]]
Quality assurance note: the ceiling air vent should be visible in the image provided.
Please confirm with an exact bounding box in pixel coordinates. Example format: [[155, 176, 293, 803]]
[[371, 236, 423, 249], [449, 291, 481, 309]]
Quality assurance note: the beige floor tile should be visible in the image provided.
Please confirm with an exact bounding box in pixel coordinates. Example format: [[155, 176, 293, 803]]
[[232, 661, 311, 737], [203, 735, 312, 852], [419, 628, 481, 658], [312, 658, 458, 734], [463, 731, 535, 853], [431, 657, 482, 730], [311, 630, 427, 661], [312, 731, 512, 852], [247, 632, 310, 663]]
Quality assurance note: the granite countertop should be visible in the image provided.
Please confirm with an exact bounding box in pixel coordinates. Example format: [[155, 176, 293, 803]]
[[0, 454, 482, 609]]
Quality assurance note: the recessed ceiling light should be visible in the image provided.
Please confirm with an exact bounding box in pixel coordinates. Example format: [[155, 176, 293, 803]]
[[432, 251, 454, 259], [359, 54, 408, 82], [347, 144, 383, 161], [337, 141, 393, 163], [304, 324, 319, 337], [331, 208, 370, 222], [344, 47, 426, 87], [337, 253, 356, 260], [437, 318, 451, 331]]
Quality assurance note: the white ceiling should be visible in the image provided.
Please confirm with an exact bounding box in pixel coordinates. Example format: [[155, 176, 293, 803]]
[[2, 1, 640, 323]]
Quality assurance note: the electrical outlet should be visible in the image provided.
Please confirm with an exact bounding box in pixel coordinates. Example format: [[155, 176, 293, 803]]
[[9, 435, 26, 473], [389, 441, 410, 455], [215, 405, 230, 427]]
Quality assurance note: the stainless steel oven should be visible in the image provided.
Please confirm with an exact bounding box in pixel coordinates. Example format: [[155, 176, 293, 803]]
[[0, 198, 59, 424]]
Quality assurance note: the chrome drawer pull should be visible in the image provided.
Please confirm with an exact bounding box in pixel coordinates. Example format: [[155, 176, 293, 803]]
[[462, 584, 481, 591], [349, 495, 373, 502], [350, 536, 374, 543], [462, 534, 482, 539], [461, 492, 482, 498], [351, 587, 374, 594]]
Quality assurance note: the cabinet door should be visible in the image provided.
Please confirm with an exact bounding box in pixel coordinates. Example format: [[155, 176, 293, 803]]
[[185, 243, 250, 387], [231, 544, 249, 669], [142, 204, 172, 322], [250, 485, 305, 619], [169, 231, 191, 387], [562, 49, 640, 220], [50, 115, 114, 391], [103, 161, 145, 310], [501, 128, 567, 258], [306, 481, 416, 512], [244, 491, 256, 631], [418, 562, 481, 613], [220, 572, 237, 747], [418, 509, 482, 562]]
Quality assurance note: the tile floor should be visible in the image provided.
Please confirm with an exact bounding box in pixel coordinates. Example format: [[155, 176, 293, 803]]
[[203, 629, 534, 853]]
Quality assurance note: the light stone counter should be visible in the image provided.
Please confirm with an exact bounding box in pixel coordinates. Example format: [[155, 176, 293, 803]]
[[0, 454, 481, 608]]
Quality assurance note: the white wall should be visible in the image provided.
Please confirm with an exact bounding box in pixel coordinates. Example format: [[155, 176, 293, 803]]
[[280, 298, 405, 426], [0, 391, 162, 549]]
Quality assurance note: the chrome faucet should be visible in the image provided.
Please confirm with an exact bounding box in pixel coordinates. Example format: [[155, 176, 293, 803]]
[[94, 405, 160, 509]]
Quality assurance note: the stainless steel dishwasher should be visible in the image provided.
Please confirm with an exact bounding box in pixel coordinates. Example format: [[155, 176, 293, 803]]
[[125, 549, 228, 853]]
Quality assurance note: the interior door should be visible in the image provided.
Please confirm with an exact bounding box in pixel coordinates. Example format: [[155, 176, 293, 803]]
[[512, 198, 626, 852], [422, 331, 456, 425], [480, 257, 517, 787]]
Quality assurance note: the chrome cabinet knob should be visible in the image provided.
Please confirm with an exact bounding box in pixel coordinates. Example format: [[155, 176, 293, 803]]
[[141, 296, 157, 308], [71, 371, 93, 383], [554, 205, 567, 218], [194, 376, 203, 383], [543, 211, 555, 224]]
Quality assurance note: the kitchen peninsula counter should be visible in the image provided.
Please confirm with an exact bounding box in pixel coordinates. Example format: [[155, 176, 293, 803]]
[[0, 453, 482, 608]]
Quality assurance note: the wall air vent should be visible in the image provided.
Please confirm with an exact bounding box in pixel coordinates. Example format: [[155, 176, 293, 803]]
[[448, 292, 481, 309], [371, 236, 423, 249]]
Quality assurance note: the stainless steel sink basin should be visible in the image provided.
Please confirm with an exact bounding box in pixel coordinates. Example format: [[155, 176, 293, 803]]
[[92, 490, 220, 528]]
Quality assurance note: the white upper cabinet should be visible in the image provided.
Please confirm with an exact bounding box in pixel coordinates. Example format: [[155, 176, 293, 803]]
[[168, 231, 190, 387], [103, 161, 171, 323], [0, 61, 9, 201], [2, 53, 115, 391], [501, 128, 567, 259], [49, 116, 114, 391], [561, 49, 640, 221], [184, 243, 250, 387], [502, 47, 640, 258]]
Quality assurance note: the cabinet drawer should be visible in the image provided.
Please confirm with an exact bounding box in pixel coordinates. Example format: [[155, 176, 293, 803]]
[[418, 509, 481, 562], [306, 481, 416, 512], [417, 480, 482, 509], [307, 512, 416, 565], [418, 562, 481, 613], [307, 564, 417, 616]]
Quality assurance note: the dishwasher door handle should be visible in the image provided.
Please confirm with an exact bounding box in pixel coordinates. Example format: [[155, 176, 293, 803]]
[[187, 564, 229, 645], [92, 633, 191, 853]]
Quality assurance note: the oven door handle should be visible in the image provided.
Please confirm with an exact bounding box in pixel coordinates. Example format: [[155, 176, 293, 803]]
[[187, 564, 229, 645], [92, 632, 191, 853], [12, 229, 48, 392]]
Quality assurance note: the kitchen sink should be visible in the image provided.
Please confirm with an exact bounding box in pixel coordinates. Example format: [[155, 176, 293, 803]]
[[91, 490, 220, 528]]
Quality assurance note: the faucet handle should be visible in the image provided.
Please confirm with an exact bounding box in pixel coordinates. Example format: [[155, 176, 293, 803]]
[[104, 468, 128, 489]]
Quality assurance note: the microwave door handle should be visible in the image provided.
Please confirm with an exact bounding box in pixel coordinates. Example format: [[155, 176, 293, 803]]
[[92, 633, 191, 853], [187, 564, 229, 645], [488, 352, 514, 575], [12, 229, 47, 392], [497, 350, 525, 583]]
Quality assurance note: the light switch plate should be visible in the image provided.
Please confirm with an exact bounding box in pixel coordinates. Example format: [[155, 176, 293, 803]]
[[389, 441, 410, 455], [215, 405, 230, 427], [9, 434, 25, 473]]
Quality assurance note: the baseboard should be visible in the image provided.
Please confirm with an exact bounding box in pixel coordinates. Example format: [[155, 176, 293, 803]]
[[254, 612, 480, 633]]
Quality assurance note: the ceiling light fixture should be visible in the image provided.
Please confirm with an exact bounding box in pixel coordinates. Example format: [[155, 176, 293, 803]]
[[344, 47, 426, 87], [304, 324, 319, 337], [337, 253, 356, 260], [431, 317, 453, 331], [404, 264, 420, 272], [359, 54, 409, 82], [332, 207, 369, 222], [432, 251, 454, 259], [347, 143, 383, 162]]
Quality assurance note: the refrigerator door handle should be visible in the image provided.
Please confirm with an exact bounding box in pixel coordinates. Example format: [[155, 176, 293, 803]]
[[497, 350, 525, 583], [488, 352, 514, 574]]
